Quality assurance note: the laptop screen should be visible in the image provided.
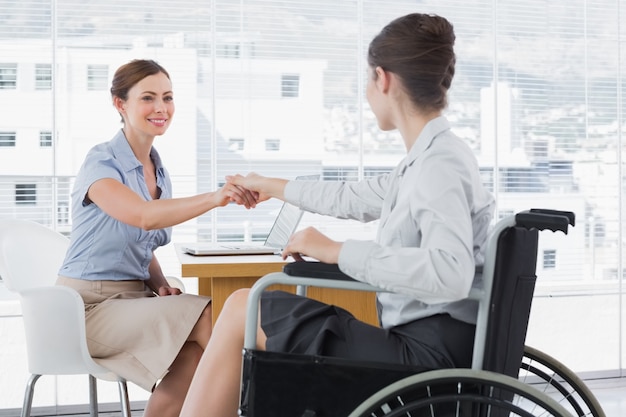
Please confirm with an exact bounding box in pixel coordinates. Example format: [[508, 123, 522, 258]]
[[264, 202, 303, 249], [264, 174, 319, 249]]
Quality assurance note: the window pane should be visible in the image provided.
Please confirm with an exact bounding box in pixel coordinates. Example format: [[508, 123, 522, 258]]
[[87, 64, 109, 91], [39, 130, 52, 147], [265, 138, 280, 151], [0, 132, 16, 147], [543, 249, 557, 269], [281, 74, 300, 98], [0, 63, 17, 89], [35, 63, 52, 90], [15, 183, 36, 205]]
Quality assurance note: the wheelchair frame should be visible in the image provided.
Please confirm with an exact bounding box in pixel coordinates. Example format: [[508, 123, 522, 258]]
[[240, 209, 604, 417]]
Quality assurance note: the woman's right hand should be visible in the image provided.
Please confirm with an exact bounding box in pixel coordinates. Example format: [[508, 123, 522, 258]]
[[214, 181, 258, 208], [226, 173, 287, 204]]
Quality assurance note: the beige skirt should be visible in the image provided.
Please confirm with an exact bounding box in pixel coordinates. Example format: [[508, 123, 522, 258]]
[[56, 276, 211, 391]]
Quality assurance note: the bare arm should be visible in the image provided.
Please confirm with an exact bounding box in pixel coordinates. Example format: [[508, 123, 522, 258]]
[[88, 178, 256, 230]]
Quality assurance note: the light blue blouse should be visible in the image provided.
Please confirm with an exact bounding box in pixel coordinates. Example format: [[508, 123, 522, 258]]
[[59, 130, 172, 281], [284, 116, 495, 328]]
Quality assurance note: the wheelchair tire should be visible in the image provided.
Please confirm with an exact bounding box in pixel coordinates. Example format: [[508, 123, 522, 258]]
[[347, 368, 573, 417], [520, 346, 606, 417]]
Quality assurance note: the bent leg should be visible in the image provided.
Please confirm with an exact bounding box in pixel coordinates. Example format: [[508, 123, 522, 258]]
[[144, 304, 213, 417], [143, 341, 203, 417], [180, 288, 265, 417]]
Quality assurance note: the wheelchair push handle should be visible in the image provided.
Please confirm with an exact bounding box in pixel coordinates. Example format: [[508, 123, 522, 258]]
[[515, 209, 575, 234]]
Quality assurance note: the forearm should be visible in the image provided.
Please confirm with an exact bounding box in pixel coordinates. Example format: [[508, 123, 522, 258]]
[[89, 178, 225, 230], [254, 177, 288, 201], [145, 255, 168, 292], [138, 192, 222, 230]]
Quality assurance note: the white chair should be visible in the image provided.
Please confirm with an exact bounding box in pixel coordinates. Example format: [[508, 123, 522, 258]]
[[0, 219, 132, 417]]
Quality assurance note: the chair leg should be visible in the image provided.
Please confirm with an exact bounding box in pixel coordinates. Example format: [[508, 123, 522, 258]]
[[21, 374, 41, 417], [118, 379, 132, 417], [88, 375, 99, 417]]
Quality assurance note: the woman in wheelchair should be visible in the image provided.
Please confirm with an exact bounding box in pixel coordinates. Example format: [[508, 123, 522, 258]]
[[180, 12, 496, 417]]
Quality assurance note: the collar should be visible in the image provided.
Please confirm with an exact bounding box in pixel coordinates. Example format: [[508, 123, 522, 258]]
[[110, 129, 164, 174], [403, 116, 451, 171]]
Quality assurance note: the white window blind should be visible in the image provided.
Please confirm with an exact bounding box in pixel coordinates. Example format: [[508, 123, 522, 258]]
[[1, 3, 626, 405]]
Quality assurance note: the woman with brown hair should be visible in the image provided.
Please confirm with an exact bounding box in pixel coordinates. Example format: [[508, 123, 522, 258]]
[[56, 59, 255, 417], [180, 12, 495, 417]]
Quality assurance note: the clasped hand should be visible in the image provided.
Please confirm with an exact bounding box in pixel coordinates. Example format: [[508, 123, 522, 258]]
[[224, 174, 343, 264]]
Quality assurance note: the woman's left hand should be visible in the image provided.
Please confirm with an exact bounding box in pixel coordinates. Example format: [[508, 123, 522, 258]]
[[282, 227, 342, 264]]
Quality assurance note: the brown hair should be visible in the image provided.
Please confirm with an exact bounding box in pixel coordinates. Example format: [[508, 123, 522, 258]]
[[110, 59, 170, 101], [368, 13, 456, 113]]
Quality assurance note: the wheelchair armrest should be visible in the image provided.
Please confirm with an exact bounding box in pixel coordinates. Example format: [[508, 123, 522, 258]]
[[283, 261, 358, 282]]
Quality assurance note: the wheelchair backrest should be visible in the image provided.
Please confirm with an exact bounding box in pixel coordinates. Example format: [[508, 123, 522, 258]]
[[482, 225, 539, 378], [481, 209, 574, 379]]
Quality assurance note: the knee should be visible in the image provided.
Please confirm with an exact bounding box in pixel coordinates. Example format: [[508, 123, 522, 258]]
[[225, 288, 250, 309], [221, 288, 250, 322]]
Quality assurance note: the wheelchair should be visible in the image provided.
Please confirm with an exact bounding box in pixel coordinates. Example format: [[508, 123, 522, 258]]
[[239, 209, 605, 417]]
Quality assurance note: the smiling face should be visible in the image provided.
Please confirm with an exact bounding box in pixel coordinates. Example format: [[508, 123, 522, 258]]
[[114, 71, 174, 141]]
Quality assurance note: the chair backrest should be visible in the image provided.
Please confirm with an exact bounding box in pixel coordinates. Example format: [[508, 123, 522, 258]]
[[0, 218, 116, 377], [0, 219, 69, 292]]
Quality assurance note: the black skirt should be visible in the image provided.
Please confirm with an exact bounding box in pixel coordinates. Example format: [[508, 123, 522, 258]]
[[260, 290, 475, 370]]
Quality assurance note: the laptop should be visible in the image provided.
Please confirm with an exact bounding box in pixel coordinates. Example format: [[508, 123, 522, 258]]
[[182, 175, 319, 256]]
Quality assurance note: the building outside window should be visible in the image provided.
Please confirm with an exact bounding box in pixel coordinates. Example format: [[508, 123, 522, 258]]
[[87, 64, 109, 91], [15, 183, 36, 205], [35, 63, 52, 90], [217, 43, 240, 58], [57, 201, 69, 225], [228, 138, 244, 151], [281, 74, 300, 98], [265, 138, 280, 151], [0, 63, 17, 89], [39, 130, 52, 147], [543, 249, 557, 269], [323, 167, 358, 182], [0, 132, 16, 147]]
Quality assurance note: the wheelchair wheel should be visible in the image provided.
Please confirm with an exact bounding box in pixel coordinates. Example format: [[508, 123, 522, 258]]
[[347, 368, 573, 417], [520, 346, 606, 417]]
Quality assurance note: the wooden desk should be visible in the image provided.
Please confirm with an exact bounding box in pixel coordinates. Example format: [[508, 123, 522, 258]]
[[176, 244, 378, 326]]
